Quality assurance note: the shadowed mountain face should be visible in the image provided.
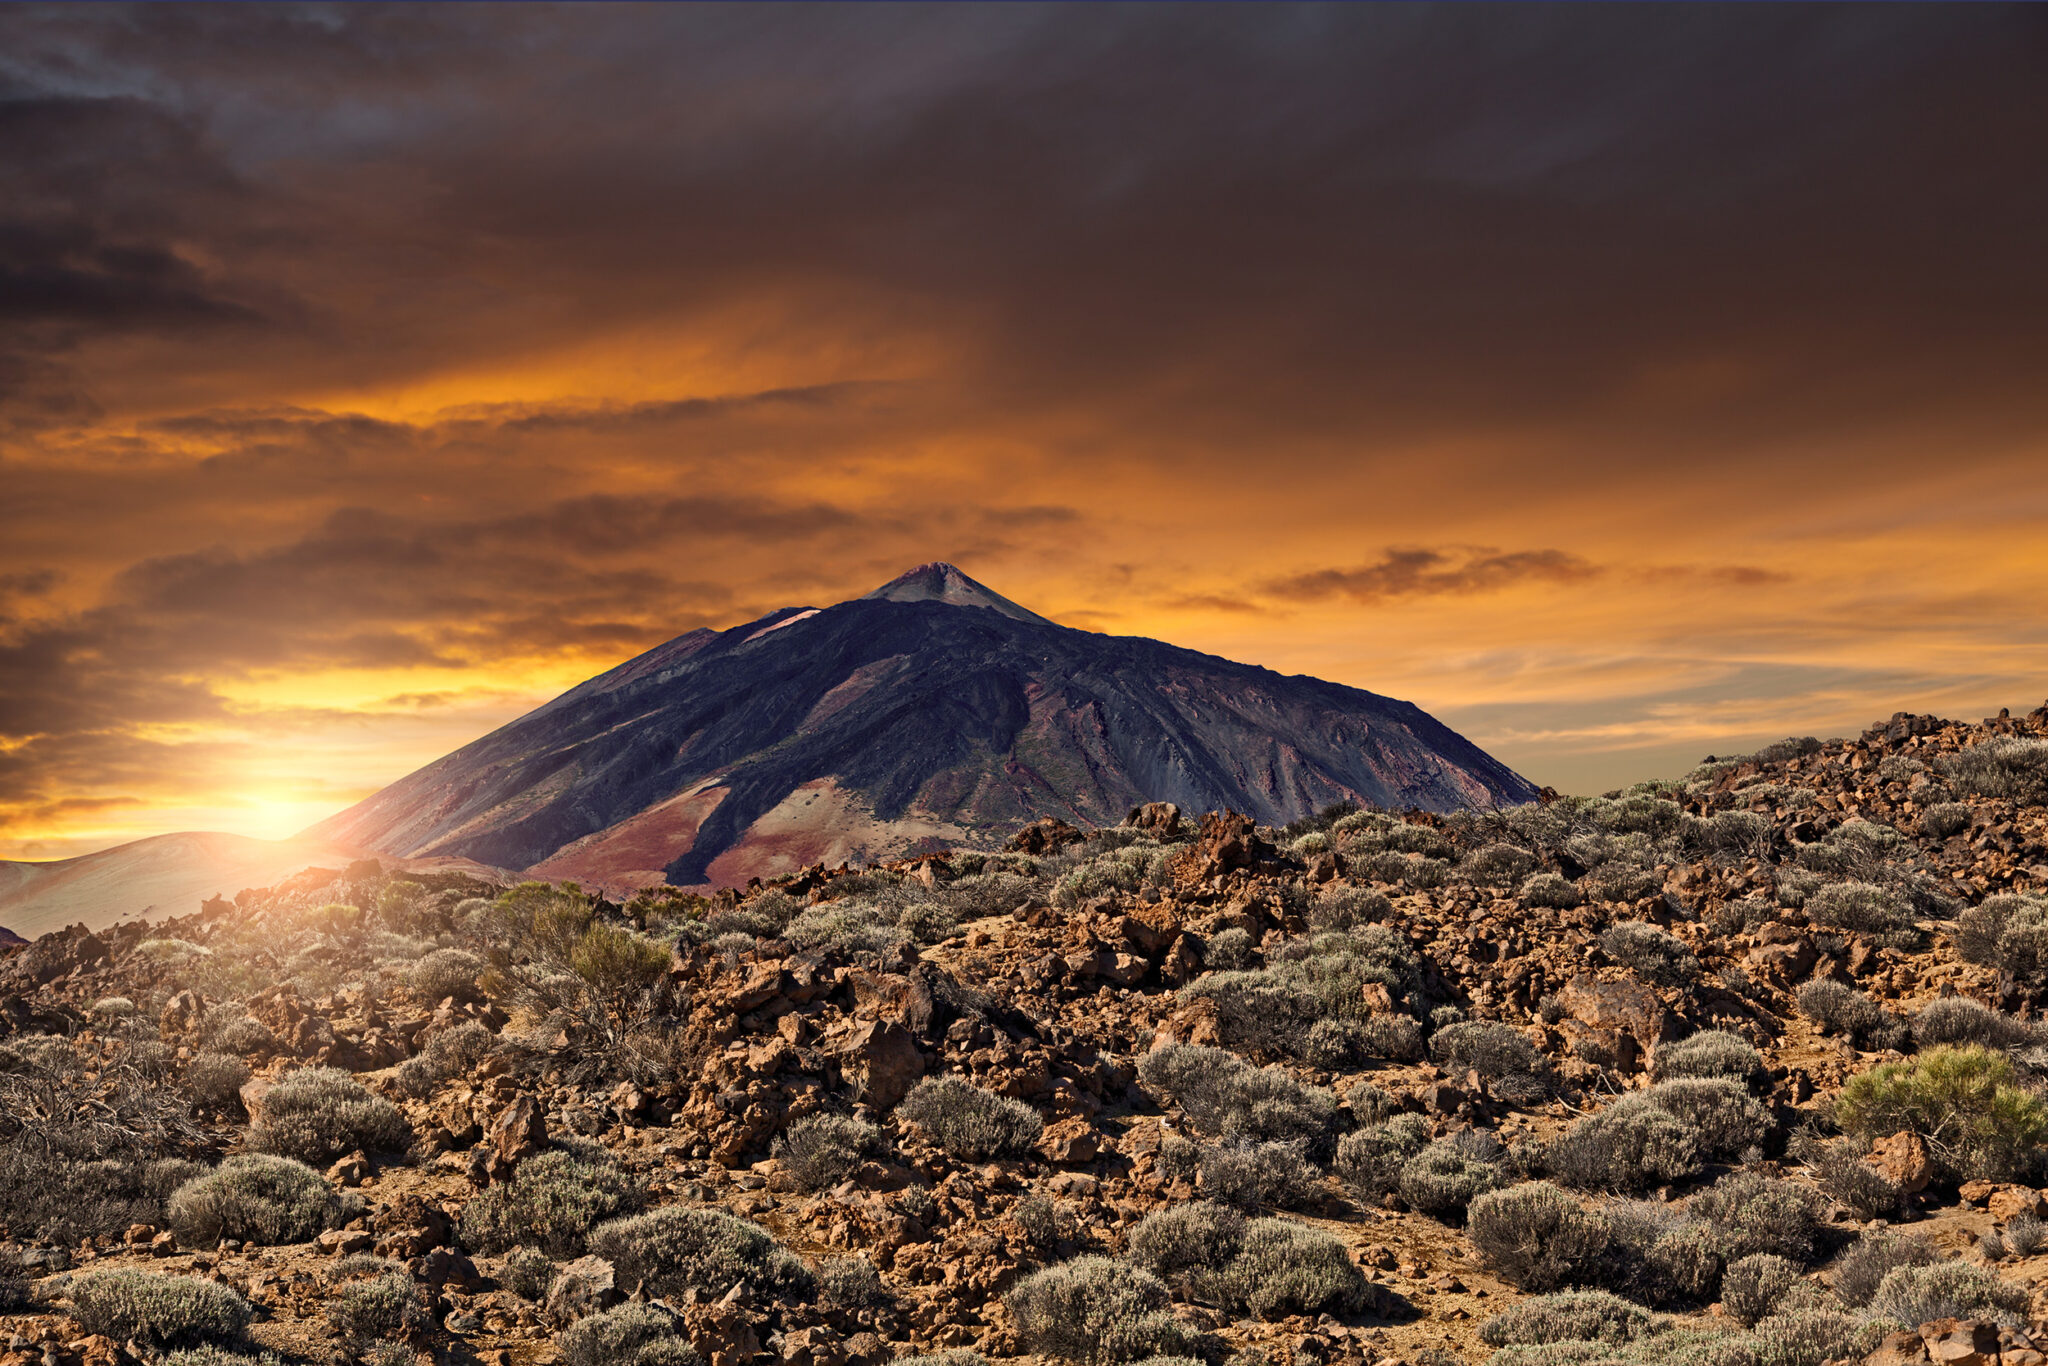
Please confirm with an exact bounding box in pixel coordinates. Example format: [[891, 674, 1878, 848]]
[[308, 566, 1537, 890]]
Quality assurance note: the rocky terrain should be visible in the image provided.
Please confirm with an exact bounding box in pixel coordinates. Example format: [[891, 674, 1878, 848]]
[[307, 564, 1536, 895], [8, 702, 2048, 1366]]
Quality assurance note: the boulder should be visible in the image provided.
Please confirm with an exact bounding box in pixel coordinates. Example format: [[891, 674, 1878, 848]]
[[840, 1020, 924, 1110], [544, 1255, 618, 1325], [1865, 1131, 1933, 1195]]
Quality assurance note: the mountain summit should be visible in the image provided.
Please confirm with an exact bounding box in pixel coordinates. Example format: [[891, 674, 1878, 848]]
[[307, 566, 1537, 891], [861, 562, 1054, 625]]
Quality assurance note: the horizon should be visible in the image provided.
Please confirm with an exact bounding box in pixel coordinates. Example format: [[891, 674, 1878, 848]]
[[4, 5, 2046, 861]]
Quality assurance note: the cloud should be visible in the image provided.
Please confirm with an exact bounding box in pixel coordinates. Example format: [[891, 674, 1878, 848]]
[[1262, 548, 1601, 603]]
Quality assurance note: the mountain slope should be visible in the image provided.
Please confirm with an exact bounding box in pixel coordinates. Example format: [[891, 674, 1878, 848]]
[[308, 565, 1537, 890]]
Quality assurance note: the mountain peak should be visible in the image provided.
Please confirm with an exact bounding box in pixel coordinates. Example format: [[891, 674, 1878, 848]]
[[859, 562, 1053, 626]]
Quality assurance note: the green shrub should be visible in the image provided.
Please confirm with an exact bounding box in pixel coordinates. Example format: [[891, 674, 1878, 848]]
[[502, 1246, 555, 1300], [1796, 980, 1906, 1051], [1598, 923, 1700, 986], [1006, 1257, 1200, 1363], [167, 1154, 352, 1247], [1953, 894, 2048, 987], [186, 1052, 251, 1109], [589, 1206, 812, 1302], [1831, 1230, 1942, 1308], [1399, 1132, 1509, 1218], [1196, 1139, 1317, 1211], [1911, 997, 2037, 1051], [410, 947, 484, 1003], [557, 1302, 702, 1366], [69, 1270, 253, 1347], [1479, 1290, 1659, 1347], [1805, 883, 1918, 949], [1721, 1255, 1801, 1327], [459, 1147, 644, 1255], [1467, 1182, 1610, 1291], [1868, 1260, 2029, 1329], [571, 923, 670, 996], [248, 1067, 411, 1165], [1835, 1045, 2048, 1181], [328, 1266, 428, 1347], [898, 1077, 1043, 1159], [1638, 1079, 1773, 1160], [775, 1114, 885, 1192], [1689, 1172, 1825, 1264], [1545, 1097, 1702, 1194], [1652, 1031, 1765, 1089], [1218, 1218, 1370, 1318], [1334, 1114, 1432, 1198]]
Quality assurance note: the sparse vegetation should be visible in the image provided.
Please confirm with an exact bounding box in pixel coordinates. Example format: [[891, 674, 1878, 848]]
[[589, 1206, 813, 1302], [775, 1113, 885, 1192], [898, 1077, 1043, 1160], [167, 1154, 355, 1247], [69, 1270, 254, 1347], [460, 1147, 644, 1255], [248, 1067, 411, 1164]]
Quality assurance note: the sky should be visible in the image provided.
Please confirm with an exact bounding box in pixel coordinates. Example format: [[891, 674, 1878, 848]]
[[2, 3, 2046, 861]]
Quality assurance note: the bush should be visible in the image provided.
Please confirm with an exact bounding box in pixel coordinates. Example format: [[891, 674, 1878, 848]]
[[1126, 1202, 1246, 1288], [1198, 1139, 1318, 1211], [502, 1246, 555, 1300], [1688, 1171, 1825, 1264], [396, 1019, 497, 1097], [1806, 883, 1918, 948], [1598, 923, 1701, 986], [1827, 1232, 1939, 1310], [410, 947, 483, 1003], [1953, 894, 2048, 987], [1204, 927, 1257, 971], [1218, 1218, 1370, 1317], [68, 1270, 253, 1347], [571, 923, 670, 996], [1911, 997, 2038, 1051], [898, 1077, 1043, 1160], [1835, 1045, 2048, 1181], [1334, 1114, 1432, 1198], [1479, 1290, 1659, 1347], [1399, 1132, 1509, 1218], [1722, 1254, 1801, 1327], [589, 1206, 812, 1302], [1467, 844, 1537, 886], [167, 1155, 351, 1247], [1345, 1081, 1396, 1124], [1521, 873, 1583, 910], [1796, 1134, 1904, 1221], [1545, 1097, 1702, 1194], [1653, 1031, 1766, 1089], [557, 1302, 702, 1366], [459, 1147, 644, 1255], [1137, 1046, 1341, 1156], [1868, 1260, 2029, 1329], [1006, 1257, 1200, 1363], [775, 1114, 884, 1192], [1749, 1308, 1874, 1366], [328, 1266, 428, 1346], [1796, 980, 1906, 1051], [1638, 1079, 1773, 1160], [186, 1052, 252, 1109], [1467, 1182, 1610, 1291], [1920, 803, 1973, 839], [816, 1255, 888, 1310], [1431, 1022, 1544, 1085], [1312, 886, 1393, 931], [248, 1067, 411, 1165], [160, 1350, 282, 1366], [1941, 739, 2048, 803]]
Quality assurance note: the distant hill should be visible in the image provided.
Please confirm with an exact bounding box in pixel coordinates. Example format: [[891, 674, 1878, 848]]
[[0, 832, 504, 940], [308, 563, 1538, 893]]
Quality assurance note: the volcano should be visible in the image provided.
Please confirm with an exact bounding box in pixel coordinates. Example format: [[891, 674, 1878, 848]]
[[306, 564, 1537, 891]]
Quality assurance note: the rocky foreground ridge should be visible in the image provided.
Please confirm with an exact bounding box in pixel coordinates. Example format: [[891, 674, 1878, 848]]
[[8, 704, 2048, 1366]]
